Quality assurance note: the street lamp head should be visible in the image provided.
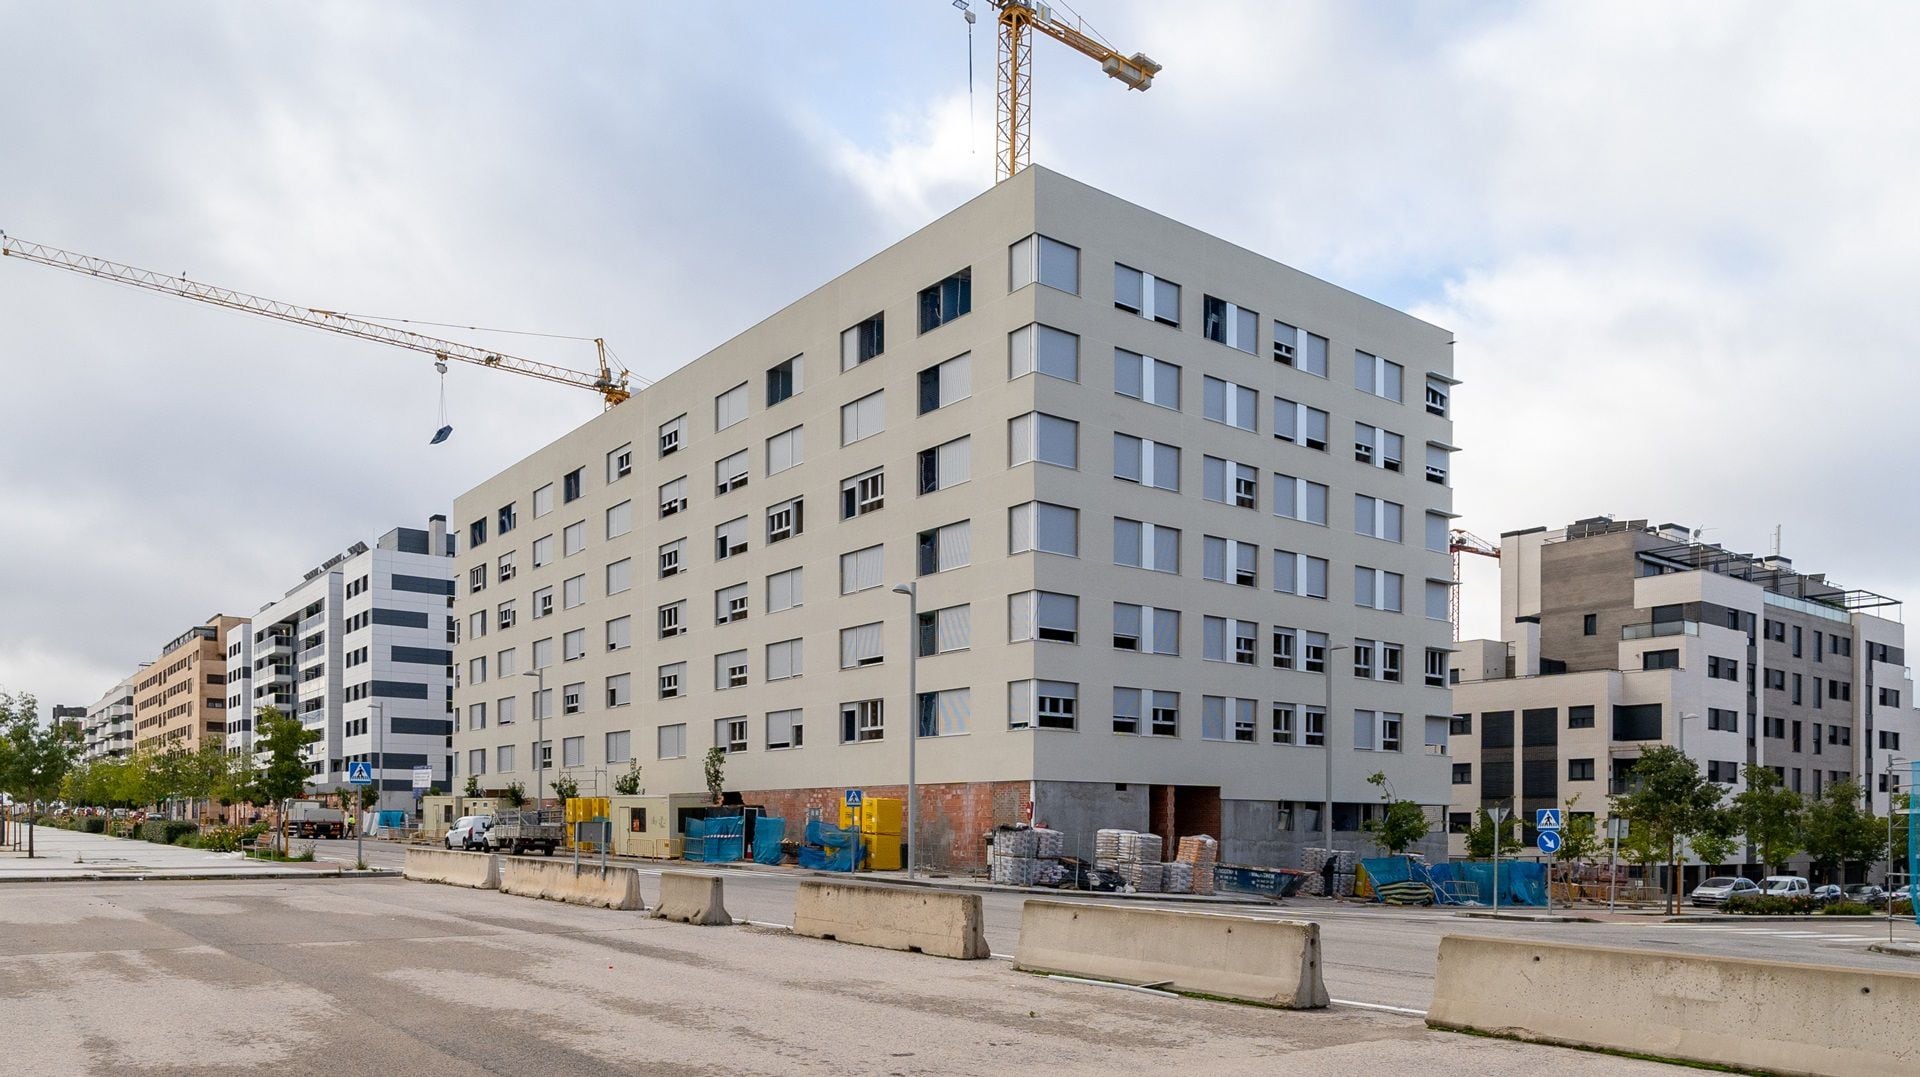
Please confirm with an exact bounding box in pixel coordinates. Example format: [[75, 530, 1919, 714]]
[[891, 583, 915, 596]]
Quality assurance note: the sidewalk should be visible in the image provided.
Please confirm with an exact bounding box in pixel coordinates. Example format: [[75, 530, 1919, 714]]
[[0, 825, 391, 882]]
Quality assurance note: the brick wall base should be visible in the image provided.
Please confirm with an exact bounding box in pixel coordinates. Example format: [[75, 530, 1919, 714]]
[[739, 780, 1029, 875]]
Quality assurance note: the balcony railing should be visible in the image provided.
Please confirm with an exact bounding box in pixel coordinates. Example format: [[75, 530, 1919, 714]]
[[1621, 620, 1699, 640]]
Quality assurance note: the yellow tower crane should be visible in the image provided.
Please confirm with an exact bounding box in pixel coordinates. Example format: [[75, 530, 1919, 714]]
[[0, 233, 632, 408], [974, 0, 1161, 182]]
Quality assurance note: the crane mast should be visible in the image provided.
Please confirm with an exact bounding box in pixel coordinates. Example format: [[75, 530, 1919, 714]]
[[0, 234, 631, 407], [991, 0, 1159, 182]]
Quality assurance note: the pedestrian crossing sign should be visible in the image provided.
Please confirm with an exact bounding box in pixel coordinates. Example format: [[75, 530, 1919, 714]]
[[347, 761, 374, 786], [1535, 808, 1563, 830]]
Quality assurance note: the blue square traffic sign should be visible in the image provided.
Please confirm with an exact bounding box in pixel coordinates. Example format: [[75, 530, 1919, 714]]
[[1535, 808, 1562, 830], [347, 761, 374, 786], [844, 789, 863, 807]]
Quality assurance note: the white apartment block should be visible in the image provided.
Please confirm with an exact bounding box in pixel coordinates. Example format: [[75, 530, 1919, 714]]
[[226, 519, 455, 812], [83, 673, 138, 762], [1451, 517, 1920, 884], [451, 167, 1459, 871]]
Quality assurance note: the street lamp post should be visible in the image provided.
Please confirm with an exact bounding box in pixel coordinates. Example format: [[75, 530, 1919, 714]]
[[1886, 757, 1911, 942], [891, 582, 919, 880], [521, 669, 547, 811], [1321, 644, 1351, 873]]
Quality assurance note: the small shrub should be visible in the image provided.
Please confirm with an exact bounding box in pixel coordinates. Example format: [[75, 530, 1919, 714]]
[[1819, 900, 1874, 916], [139, 820, 171, 844], [82, 817, 107, 834], [196, 825, 245, 853], [1723, 894, 1814, 915], [1893, 898, 1912, 917], [164, 820, 199, 844]]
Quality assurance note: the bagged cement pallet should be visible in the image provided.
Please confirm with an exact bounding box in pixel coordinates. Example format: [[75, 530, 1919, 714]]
[[995, 827, 1040, 858], [1120, 861, 1165, 893], [1176, 835, 1218, 896], [1033, 827, 1065, 859], [1121, 832, 1162, 863], [990, 853, 1040, 886], [1094, 829, 1131, 862], [1333, 872, 1356, 898], [1163, 861, 1194, 894]]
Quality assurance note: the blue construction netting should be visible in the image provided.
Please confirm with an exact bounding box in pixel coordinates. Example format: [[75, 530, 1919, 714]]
[[1429, 860, 1548, 906], [752, 816, 786, 865], [1359, 857, 1436, 905], [702, 815, 745, 863], [797, 818, 864, 872], [683, 816, 707, 862]]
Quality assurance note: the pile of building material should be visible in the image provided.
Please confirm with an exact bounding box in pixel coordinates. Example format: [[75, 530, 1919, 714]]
[[1095, 829, 1171, 893], [1300, 847, 1356, 897], [988, 825, 1067, 888], [1176, 835, 1219, 896]]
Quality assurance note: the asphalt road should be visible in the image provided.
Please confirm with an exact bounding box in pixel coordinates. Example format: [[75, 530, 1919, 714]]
[[0, 876, 1685, 1076]]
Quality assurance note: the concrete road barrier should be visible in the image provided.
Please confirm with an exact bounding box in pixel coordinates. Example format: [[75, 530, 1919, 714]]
[[499, 858, 644, 910], [654, 871, 731, 925], [403, 848, 501, 889], [792, 880, 988, 959], [1428, 934, 1920, 1075], [1014, 900, 1328, 1008]]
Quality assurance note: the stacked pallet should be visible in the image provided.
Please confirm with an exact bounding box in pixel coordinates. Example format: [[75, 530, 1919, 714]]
[[1176, 835, 1219, 896], [1118, 860, 1165, 893], [1033, 827, 1065, 859], [1299, 848, 1358, 898], [1162, 861, 1192, 894]]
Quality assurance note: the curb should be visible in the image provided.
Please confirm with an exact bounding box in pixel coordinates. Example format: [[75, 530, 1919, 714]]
[[655, 858, 1260, 905], [0, 867, 401, 884], [1457, 912, 1599, 923], [1659, 914, 1893, 924], [1867, 942, 1920, 958]]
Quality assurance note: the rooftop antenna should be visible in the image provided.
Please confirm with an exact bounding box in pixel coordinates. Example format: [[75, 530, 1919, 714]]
[[1771, 524, 1783, 558]]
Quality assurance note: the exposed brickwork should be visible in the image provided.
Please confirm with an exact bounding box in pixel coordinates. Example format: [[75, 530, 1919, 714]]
[[739, 780, 1028, 874]]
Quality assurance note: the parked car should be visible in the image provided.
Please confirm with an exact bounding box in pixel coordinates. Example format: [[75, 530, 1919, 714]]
[[1812, 884, 1844, 906], [1761, 875, 1811, 898], [445, 815, 492, 851], [1690, 876, 1761, 906], [1844, 884, 1888, 907]]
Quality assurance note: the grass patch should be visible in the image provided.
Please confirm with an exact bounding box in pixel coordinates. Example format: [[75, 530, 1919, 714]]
[[244, 848, 316, 863], [1431, 1023, 1765, 1074]]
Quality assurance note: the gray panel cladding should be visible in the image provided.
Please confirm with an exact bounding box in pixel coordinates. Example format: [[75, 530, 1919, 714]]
[[390, 717, 451, 737], [391, 528, 429, 555], [390, 646, 452, 665], [390, 574, 454, 596], [372, 608, 431, 629], [370, 680, 431, 700]]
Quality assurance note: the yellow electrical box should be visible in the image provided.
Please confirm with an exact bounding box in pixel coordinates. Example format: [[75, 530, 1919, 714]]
[[837, 797, 904, 870], [564, 797, 612, 849]]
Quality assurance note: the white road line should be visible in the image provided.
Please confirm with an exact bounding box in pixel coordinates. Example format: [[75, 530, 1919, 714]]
[[1331, 998, 1429, 1017]]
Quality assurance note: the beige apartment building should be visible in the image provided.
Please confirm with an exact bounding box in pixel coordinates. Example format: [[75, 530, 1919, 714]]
[[1451, 518, 1920, 886], [451, 166, 1459, 871], [133, 615, 247, 754]]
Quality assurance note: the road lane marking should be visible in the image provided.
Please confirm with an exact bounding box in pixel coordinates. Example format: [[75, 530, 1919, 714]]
[[1331, 998, 1428, 1017]]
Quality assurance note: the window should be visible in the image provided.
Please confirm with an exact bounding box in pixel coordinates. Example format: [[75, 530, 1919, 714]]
[[1273, 551, 1330, 599], [493, 745, 511, 773], [1113, 433, 1178, 490], [1010, 412, 1078, 468], [1150, 691, 1181, 737], [918, 268, 972, 332], [1642, 649, 1680, 671], [767, 355, 801, 406], [1707, 760, 1738, 785], [766, 566, 803, 613], [469, 517, 487, 548], [766, 709, 803, 750], [658, 723, 687, 760], [1203, 457, 1258, 509], [1274, 397, 1330, 450], [468, 564, 488, 595], [1425, 647, 1448, 688], [1273, 704, 1297, 745], [918, 436, 972, 493], [1010, 233, 1079, 293], [1114, 518, 1180, 574], [563, 521, 585, 557], [468, 656, 489, 686], [916, 521, 971, 575], [563, 629, 585, 662], [715, 582, 748, 624], [1273, 626, 1299, 669], [1009, 501, 1077, 556], [498, 600, 518, 630], [716, 649, 749, 690], [533, 586, 554, 619], [658, 600, 686, 638], [715, 516, 748, 560], [1453, 763, 1473, 785], [497, 550, 516, 583], [1567, 705, 1595, 729], [766, 638, 803, 681], [1425, 444, 1451, 486], [531, 636, 554, 669], [1113, 263, 1179, 325], [1708, 708, 1738, 732], [561, 683, 584, 715], [1112, 688, 1142, 735], [1273, 474, 1329, 525], [563, 574, 585, 610], [838, 312, 887, 371], [1004, 680, 1076, 732], [533, 483, 554, 517], [1202, 295, 1258, 354], [1114, 604, 1179, 655], [715, 382, 748, 431], [1354, 567, 1404, 612], [1426, 512, 1450, 553], [496, 695, 517, 725], [1354, 424, 1404, 471], [840, 622, 885, 668], [841, 467, 884, 519], [498, 502, 518, 535], [606, 729, 632, 764], [1426, 375, 1451, 417], [766, 497, 804, 543], [841, 699, 885, 743], [1424, 579, 1450, 621], [659, 415, 685, 457], [917, 604, 971, 656], [840, 544, 884, 594], [714, 450, 749, 495], [1355, 710, 1403, 752], [1355, 351, 1404, 402], [1006, 322, 1080, 382], [1202, 616, 1259, 666], [1202, 536, 1259, 587], [605, 673, 632, 709], [1009, 591, 1078, 644], [563, 467, 584, 503], [1352, 640, 1375, 679], [1354, 495, 1403, 542], [656, 539, 684, 579], [1708, 655, 1739, 681], [658, 477, 687, 518], [606, 444, 633, 485], [1114, 348, 1180, 409], [914, 688, 972, 737], [1565, 758, 1596, 782], [657, 662, 684, 699], [1582, 613, 1598, 637], [905, 356, 974, 420], [604, 614, 631, 653], [1202, 376, 1257, 431], [1278, 324, 1328, 376], [840, 390, 885, 445]]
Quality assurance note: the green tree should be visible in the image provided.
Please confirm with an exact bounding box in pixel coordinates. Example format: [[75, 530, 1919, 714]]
[[502, 781, 526, 809], [551, 773, 579, 801], [1554, 797, 1600, 869], [0, 692, 83, 857], [613, 760, 642, 796], [1609, 746, 1732, 913], [1361, 772, 1431, 856], [1465, 807, 1522, 858], [1802, 780, 1884, 884], [255, 707, 319, 853], [703, 747, 727, 804], [463, 773, 480, 797], [1733, 765, 1803, 871]]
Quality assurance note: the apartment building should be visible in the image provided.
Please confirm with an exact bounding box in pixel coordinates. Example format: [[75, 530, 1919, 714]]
[[132, 615, 246, 753], [1450, 517, 1920, 883], [224, 519, 455, 812], [450, 166, 1459, 871], [82, 673, 140, 762]]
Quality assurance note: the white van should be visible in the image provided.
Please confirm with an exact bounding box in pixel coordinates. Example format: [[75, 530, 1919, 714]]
[[1761, 875, 1810, 898]]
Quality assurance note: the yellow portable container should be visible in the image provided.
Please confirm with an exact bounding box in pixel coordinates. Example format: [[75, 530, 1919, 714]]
[[564, 797, 612, 850], [837, 797, 904, 870]]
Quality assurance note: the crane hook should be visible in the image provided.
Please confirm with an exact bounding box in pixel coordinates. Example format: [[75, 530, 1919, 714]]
[[429, 360, 453, 445]]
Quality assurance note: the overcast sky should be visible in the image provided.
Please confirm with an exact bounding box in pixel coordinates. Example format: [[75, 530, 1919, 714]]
[[3, 2, 1916, 717]]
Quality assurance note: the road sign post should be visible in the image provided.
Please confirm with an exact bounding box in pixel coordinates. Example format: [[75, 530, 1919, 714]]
[[1489, 806, 1510, 917], [1607, 816, 1628, 912], [1535, 808, 1563, 915], [844, 790, 863, 873], [346, 761, 373, 870]]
